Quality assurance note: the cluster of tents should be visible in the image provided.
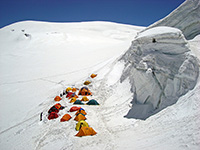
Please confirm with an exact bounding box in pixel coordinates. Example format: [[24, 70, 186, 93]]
[[46, 74, 99, 137]]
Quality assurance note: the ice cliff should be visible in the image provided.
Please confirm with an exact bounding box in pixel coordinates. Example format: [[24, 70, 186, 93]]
[[145, 0, 200, 40], [120, 26, 199, 119]]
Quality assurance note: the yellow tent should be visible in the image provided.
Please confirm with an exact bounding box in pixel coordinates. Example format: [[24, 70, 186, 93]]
[[66, 87, 72, 92], [84, 80, 91, 85], [81, 96, 89, 102], [75, 127, 97, 137], [70, 97, 77, 103], [75, 120, 89, 131]]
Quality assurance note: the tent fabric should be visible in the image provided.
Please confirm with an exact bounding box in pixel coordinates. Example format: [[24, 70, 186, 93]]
[[76, 112, 86, 116], [69, 106, 81, 112], [66, 87, 72, 92], [72, 88, 77, 93], [90, 74, 97, 78], [84, 80, 91, 85], [81, 96, 89, 102], [48, 106, 59, 114], [75, 120, 89, 131], [48, 103, 64, 114], [66, 92, 74, 98], [73, 100, 84, 105], [48, 112, 59, 120], [74, 113, 86, 122], [70, 97, 77, 103], [78, 87, 92, 96], [54, 96, 62, 101], [75, 127, 97, 137], [68, 93, 78, 99], [86, 99, 99, 105], [75, 109, 87, 115], [60, 114, 72, 122], [79, 108, 85, 111], [54, 103, 65, 110], [54, 103, 62, 109]]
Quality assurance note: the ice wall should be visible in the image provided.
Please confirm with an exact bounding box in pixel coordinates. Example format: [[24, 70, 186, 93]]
[[121, 26, 199, 119]]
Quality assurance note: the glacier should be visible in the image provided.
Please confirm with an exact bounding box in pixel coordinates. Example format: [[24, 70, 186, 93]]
[[120, 26, 199, 119]]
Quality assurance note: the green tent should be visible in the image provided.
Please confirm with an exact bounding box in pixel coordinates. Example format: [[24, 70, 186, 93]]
[[86, 99, 99, 105], [74, 100, 84, 105]]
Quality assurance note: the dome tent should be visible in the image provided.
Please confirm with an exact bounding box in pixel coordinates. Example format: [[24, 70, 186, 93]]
[[69, 106, 81, 112], [75, 120, 89, 131], [81, 96, 89, 102], [78, 87, 92, 96], [90, 74, 97, 78], [73, 100, 84, 105], [75, 126, 97, 137], [75, 108, 87, 115], [74, 113, 86, 122], [60, 114, 71, 122], [86, 99, 99, 105], [84, 80, 91, 85], [48, 112, 59, 120], [70, 97, 77, 103], [54, 96, 62, 101]]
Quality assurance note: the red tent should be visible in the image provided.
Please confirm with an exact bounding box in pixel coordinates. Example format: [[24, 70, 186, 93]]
[[48, 112, 59, 120], [69, 106, 81, 112], [66, 92, 74, 98]]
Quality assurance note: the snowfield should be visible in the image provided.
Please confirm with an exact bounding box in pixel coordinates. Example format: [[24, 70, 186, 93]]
[[0, 11, 200, 150]]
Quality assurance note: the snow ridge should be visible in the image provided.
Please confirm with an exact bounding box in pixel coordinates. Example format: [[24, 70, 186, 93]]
[[145, 0, 200, 40]]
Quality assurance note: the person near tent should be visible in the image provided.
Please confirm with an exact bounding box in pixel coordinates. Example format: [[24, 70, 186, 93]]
[[75, 120, 89, 131], [80, 122, 83, 129]]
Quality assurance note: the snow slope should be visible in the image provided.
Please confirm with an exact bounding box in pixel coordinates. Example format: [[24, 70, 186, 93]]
[[0, 20, 199, 150], [145, 0, 200, 40]]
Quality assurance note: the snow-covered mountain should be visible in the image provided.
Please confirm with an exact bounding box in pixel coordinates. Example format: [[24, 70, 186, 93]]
[[0, 2, 200, 150], [144, 0, 200, 40]]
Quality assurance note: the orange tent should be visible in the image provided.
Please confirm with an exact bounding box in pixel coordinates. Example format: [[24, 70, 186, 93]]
[[75, 109, 87, 116], [75, 127, 97, 137], [68, 93, 78, 99], [78, 87, 92, 96], [60, 114, 71, 122], [72, 88, 77, 93], [54, 96, 62, 101], [54, 103, 62, 109], [90, 74, 97, 78], [74, 113, 86, 122]]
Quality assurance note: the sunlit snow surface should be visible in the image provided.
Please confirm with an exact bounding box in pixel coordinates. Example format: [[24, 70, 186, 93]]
[[0, 21, 199, 150]]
